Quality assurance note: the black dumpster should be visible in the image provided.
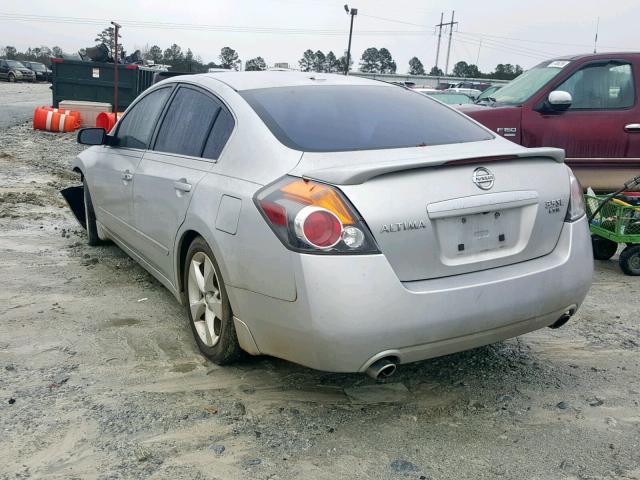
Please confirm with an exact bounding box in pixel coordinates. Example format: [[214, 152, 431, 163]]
[[50, 59, 156, 109]]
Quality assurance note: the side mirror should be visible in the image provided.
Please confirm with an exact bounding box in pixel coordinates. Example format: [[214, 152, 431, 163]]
[[547, 90, 572, 111], [77, 128, 106, 145]]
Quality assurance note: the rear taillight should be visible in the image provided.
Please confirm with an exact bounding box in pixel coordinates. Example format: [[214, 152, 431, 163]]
[[565, 167, 585, 222], [254, 176, 379, 254]]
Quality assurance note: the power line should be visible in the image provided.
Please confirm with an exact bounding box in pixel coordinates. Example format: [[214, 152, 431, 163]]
[[359, 13, 428, 28], [0, 13, 432, 36], [457, 30, 632, 51], [452, 35, 549, 61], [455, 32, 558, 58]]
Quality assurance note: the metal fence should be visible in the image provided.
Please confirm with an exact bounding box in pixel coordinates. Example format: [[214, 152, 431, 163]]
[[350, 72, 510, 88]]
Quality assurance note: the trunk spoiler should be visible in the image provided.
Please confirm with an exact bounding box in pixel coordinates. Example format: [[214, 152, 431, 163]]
[[301, 147, 564, 185]]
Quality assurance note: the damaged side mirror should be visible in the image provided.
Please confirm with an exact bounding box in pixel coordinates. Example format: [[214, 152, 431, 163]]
[[77, 128, 106, 146]]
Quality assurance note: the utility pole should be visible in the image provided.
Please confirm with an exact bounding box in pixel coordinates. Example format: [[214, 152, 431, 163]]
[[111, 21, 121, 119], [476, 39, 482, 66], [344, 5, 358, 75], [593, 16, 600, 53], [444, 11, 457, 76], [434, 12, 444, 73]]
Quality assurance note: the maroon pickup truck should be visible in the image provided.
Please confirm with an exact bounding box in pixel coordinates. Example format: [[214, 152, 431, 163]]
[[460, 52, 640, 192]]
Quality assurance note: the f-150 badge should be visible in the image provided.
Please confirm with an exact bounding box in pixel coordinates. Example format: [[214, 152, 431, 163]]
[[497, 127, 517, 137]]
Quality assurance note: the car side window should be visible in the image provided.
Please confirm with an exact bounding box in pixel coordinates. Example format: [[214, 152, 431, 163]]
[[556, 62, 635, 110], [154, 87, 221, 157], [115, 87, 171, 149], [202, 105, 235, 160]]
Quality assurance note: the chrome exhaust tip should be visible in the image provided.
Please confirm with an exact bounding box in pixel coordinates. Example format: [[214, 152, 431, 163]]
[[549, 311, 572, 329], [365, 358, 397, 380]]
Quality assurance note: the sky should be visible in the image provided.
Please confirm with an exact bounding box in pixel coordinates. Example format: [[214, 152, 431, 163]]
[[2, 0, 639, 74]]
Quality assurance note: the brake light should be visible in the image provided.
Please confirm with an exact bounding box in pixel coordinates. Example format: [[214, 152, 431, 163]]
[[295, 206, 342, 249], [261, 201, 287, 226], [565, 167, 585, 222], [254, 176, 379, 254]]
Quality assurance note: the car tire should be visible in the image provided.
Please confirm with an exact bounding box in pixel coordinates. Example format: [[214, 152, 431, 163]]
[[619, 244, 640, 276], [8, 73, 15, 83], [591, 235, 618, 260], [184, 237, 243, 364], [83, 177, 101, 246]]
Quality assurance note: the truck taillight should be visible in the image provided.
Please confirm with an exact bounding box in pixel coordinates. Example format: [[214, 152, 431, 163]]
[[254, 176, 379, 254]]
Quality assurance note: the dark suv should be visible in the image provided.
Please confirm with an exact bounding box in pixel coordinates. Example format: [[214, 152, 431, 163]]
[[0, 59, 36, 82], [22, 61, 51, 82]]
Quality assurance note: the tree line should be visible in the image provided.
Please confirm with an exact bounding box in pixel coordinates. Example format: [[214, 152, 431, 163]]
[[1, 29, 524, 80], [296, 48, 522, 80]]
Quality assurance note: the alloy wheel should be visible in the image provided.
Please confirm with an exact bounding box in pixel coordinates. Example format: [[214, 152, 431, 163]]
[[187, 251, 223, 347]]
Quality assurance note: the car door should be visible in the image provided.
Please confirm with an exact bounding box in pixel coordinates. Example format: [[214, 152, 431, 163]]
[[89, 86, 172, 247], [0, 60, 8, 80], [522, 59, 639, 189], [131, 85, 235, 282]]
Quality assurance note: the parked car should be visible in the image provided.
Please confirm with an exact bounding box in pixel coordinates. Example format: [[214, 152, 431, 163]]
[[0, 59, 36, 82], [475, 85, 503, 103], [411, 87, 438, 94], [460, 53, 640, 192], [446, 81, 492, 99], [423, 91, 474, 105], [67, 72, 593, 378], [446, 86, 482, 99], [22, 61, 51, 82]]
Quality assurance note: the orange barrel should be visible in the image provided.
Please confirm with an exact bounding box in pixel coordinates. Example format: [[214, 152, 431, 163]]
[[33, 107, 80, 132], [39, 106, 81, 122], [95, 112, 120, 132]]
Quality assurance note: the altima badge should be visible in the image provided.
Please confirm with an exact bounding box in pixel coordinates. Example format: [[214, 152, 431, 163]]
[[380, 220, 427, 233], [472, 167, 495, 190]]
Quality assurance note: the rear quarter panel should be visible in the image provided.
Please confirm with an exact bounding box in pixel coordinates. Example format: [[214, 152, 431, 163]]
[[178, 173, 297, 303]]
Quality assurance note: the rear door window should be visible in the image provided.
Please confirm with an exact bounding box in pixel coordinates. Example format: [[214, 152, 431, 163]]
[[240, 85, 492, 152], [555, 62, 635, 110], [116, 87, 171, 149], [154, 87, 221, 157], [202, 107, 235, 160]]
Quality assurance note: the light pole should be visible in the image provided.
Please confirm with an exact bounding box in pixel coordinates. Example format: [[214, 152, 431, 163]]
[[111, 21, 121, 119], [344, 5, 357, 75]]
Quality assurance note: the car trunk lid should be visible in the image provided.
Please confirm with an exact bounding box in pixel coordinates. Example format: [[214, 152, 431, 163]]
[[295, 143, 569, 281]]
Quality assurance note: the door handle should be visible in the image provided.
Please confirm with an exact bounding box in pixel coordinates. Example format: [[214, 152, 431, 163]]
[[174, 179, 192, 193], [121, 170, 133, 181], [624, 123, 640, 132]]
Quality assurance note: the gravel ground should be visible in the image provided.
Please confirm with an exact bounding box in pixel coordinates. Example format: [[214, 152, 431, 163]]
[[0, 115, 639, 479], [0, 82, 51, 129]]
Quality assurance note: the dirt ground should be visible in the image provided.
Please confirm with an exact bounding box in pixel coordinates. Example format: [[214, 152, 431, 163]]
[[0, 82, 51, 129], [1, 111, 639, 479]]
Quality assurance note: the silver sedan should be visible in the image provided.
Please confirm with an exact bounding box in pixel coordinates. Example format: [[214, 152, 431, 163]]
[[67, 72, 593, 379]]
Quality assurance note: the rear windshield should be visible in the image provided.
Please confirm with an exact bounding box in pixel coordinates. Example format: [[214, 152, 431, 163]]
[[240, 85, 493, 152]]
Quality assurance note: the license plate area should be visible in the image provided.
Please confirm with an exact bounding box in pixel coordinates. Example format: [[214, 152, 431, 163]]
[[434, 208, 523, 265]]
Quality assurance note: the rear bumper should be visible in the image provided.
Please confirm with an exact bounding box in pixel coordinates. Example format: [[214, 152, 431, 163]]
[[228, 216, 593, 372]]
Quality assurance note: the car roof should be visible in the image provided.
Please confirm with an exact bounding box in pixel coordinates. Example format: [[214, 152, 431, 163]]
[[549, 52, 640, 62], [183, 71, 394, 91]]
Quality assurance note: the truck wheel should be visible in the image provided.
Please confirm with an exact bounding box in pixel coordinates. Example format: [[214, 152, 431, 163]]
[[619, 245, 640, 275], [184, 237, 243, 365], [8, 73, 15, 83], [591, 235, 618, 260], [83, 177, 101, 246]]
